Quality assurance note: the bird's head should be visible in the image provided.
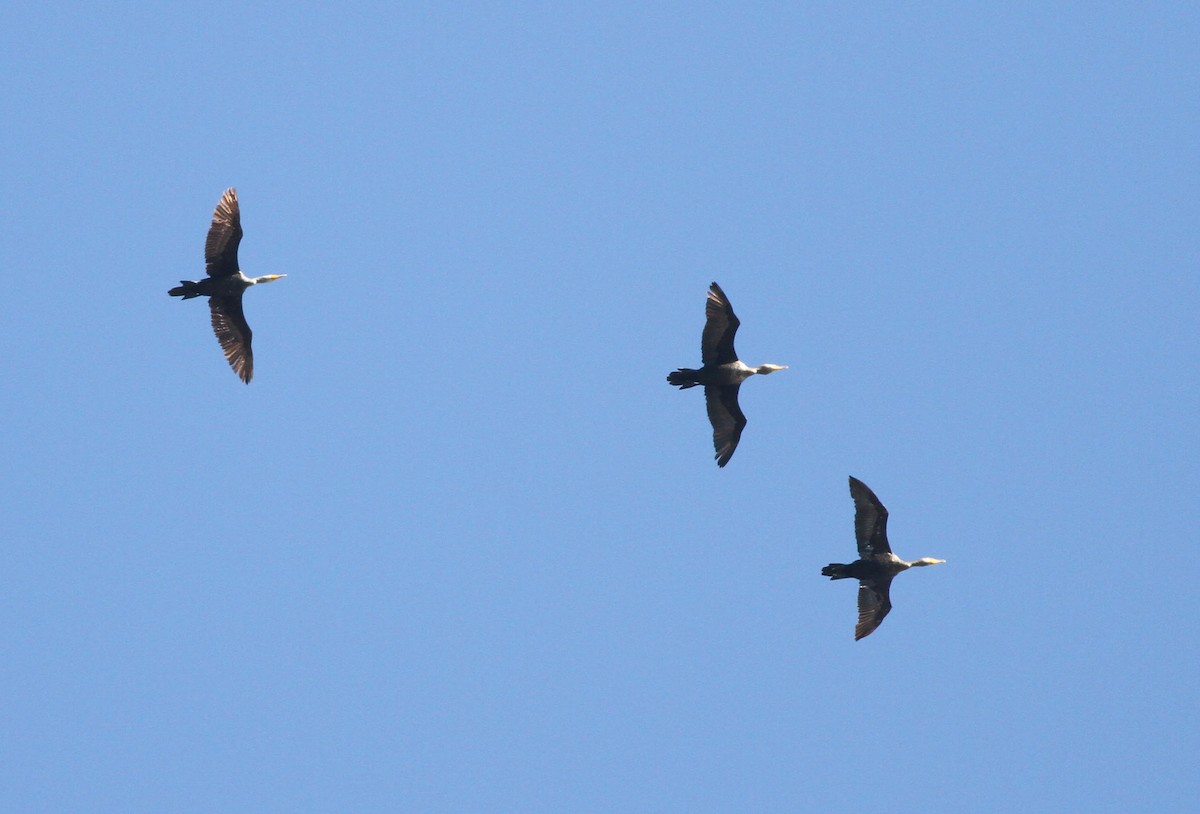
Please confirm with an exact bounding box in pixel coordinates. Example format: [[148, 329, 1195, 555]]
[[755, 364, 788, 375], [912, 558, 946, 567]]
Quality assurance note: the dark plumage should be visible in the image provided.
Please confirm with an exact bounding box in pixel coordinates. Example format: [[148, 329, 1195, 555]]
[[667, 282, 786, 467], [168, 188, 285, 383], [822, 477, 945, 640]]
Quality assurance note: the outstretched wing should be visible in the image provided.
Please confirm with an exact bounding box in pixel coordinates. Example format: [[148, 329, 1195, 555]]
[[849, 476, 891, 557], [704, 384, 746, 467], [855, 578, 893, 640], [209, 294, 253, 383], [701, 282, 740, 366], [205, 188, 243, 279]]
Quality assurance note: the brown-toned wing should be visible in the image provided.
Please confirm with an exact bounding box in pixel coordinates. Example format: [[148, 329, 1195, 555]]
[[849, 476, 891, 557], [701, 282, 740, 366], [205, 188, 243, 278], [855, 578, 893, 640], [704, 384, 746, 467], [209, 294, 253, 383]]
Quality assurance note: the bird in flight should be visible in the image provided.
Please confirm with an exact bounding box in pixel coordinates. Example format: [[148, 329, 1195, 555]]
[[822, 476, 945, 640], [169, 188, 285, 383], [667, 282, 786, 466]]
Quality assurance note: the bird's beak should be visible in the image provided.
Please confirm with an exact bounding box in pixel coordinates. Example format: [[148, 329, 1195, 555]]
[[267, 274, 286, 282]]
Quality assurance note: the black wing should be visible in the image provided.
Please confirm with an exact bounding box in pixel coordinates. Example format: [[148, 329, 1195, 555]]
[[849, 476, 891, 557], [704, 384, 746, 467], [205, 188, 243, 279], [701, 282, 740, 366], [855, 577, 893, 640], [209, 294, 253, 383]]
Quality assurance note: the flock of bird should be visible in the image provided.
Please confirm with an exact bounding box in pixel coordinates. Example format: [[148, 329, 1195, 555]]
[[664, 282, 945, 639], [169, 188, 945, 640]]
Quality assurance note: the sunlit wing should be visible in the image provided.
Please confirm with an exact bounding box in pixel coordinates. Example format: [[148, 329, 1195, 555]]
[[701, 282, 740, 366], [705, 384, 746, 467], [855, 578, 893, 640], [209, 294, 253, 383], [205, 187, 243, 279]]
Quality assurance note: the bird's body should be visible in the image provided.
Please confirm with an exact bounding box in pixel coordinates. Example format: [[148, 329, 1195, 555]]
[[668, 359, 762, 389], [823, 477, 945, 640], [667, 282, 786, 467], [168, 188, 284, 383], [822, 553, 913, 583], [168, 271, 258, 300]]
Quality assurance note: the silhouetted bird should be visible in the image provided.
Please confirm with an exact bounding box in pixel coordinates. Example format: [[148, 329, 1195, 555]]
[[823, 477, 945, 640], [168, 188, 284, 383], [667, 283, 785, 467]]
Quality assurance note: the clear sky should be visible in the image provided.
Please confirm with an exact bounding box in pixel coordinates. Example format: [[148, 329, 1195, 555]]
[[1, 2, 1197, 812]]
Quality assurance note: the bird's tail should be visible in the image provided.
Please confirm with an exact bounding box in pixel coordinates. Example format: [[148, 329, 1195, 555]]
[[667, 368, 700, 389], [168, 280, 203, 299], [822, 563, 851, 580]]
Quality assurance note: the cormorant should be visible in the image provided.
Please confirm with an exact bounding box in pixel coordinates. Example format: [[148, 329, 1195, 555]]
[[667, 282, 786, 467], [822, 476, 945, 640], [168, 188, 284, 383]]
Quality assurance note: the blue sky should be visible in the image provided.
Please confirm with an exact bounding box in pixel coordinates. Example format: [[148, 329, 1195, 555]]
[[1, 2, 1197, 811]]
